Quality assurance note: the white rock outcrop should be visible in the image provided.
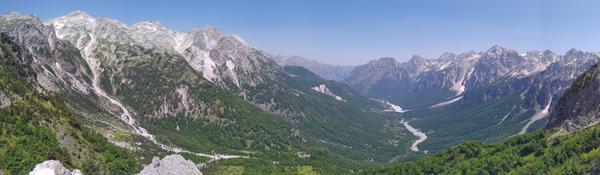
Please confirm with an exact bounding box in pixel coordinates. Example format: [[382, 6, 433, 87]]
[[29, 160, 82, 175], [138, 154, 203, 175], [311, 84, 345, 102]]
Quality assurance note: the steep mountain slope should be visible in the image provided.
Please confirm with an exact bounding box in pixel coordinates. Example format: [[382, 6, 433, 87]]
[[46, 11, 371, 168], [343, 46, 598, 152], [344, 46, 586, 110], [0, 32, 139, 175], [6, 9, 597, 174], [362, 63, 600, 174], [274, 66, 416, 162], [0, 11, 428, 174], [1, 12, 345, 174], [45, 11, 419, 165], [274, 55, 354, 81], [547, 61, 600, 132]]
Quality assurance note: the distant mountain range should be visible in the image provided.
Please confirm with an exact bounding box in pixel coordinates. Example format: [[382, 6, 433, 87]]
[[277, 45, 599, 151], [0, 11, 415, 174], [363, 60, 600, 174], [274, 55, 354, 81], [0, 11, 598, 174]]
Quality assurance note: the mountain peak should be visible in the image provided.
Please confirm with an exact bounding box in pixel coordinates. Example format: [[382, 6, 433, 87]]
[[374, 57, 397, 64], [486, 45, 508, 53], [543, 49, 555, 56], [191, 26, 220, 34], [410, 55, 426, 61], [565, 48, 583, 56], [0, 12, 38, 22], [66, 10, 93, 19], [47, 10, 96, 30], [407, 55, 428, 65], [226, 34, 247, 45], [134, 20, 162, 26], [484, 45, 518, 57], [133, 20, 168, 31], [439, 52, 456, 60]]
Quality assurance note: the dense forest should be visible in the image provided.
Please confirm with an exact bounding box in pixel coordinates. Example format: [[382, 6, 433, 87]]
[[361, 125, 600, 174], [0, 34, 140, 174]]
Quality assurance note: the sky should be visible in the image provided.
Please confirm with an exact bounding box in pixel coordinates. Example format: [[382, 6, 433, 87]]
[[2, 0, 599, 65]]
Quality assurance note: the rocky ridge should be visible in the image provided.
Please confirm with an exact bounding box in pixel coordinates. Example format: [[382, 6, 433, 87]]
[[138, 154, 203, 175], [546, 61, 600, 132]]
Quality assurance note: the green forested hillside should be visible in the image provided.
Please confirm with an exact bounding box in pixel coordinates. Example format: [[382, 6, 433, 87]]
[[0, 29, 381, 174], [3, 10, 599, 175], [0, 34, 140, 174], [361, 125, 600, 174]]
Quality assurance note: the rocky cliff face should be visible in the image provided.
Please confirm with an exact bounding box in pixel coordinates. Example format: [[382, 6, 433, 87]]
[[0, 12, 92, 94], [28, 160, 82, 175], [546, 62, 600, 131], [343, 45, 598, 118], [344, 46, 595, 108], [340, 45, 598, 152], [1, 11, 415, 174], [47, 11, 283, 93], [44, 11, 297, 120], [138, 154, 202, 175], [2, 11, 290, 171]]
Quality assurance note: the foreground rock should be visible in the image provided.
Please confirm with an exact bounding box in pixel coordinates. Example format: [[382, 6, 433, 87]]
[[138, 154, 203, 175], [29, 160, 82, 175]]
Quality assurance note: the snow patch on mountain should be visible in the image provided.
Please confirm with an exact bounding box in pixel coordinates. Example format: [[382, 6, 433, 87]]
[[430, 96, 463, 108], [311, 84, 345, 101]]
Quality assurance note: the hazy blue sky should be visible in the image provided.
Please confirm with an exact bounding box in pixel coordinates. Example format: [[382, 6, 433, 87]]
[[2, 0, 599, 65]]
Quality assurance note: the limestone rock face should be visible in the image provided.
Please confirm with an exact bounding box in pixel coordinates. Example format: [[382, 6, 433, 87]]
[[138, 154, 203, 175], [546, 62, 600, 131], [28, 160, 82, 175], [345, 47, 596, 110]]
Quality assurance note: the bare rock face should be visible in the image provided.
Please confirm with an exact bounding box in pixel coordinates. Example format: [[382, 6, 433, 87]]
[[345, 46, 596, 107], [138, 154, 203, 175], [0, 91, 11, 109], [311, 84, 345, 101], [546, 62, 600, 131], [28, 160, 82, 175]]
